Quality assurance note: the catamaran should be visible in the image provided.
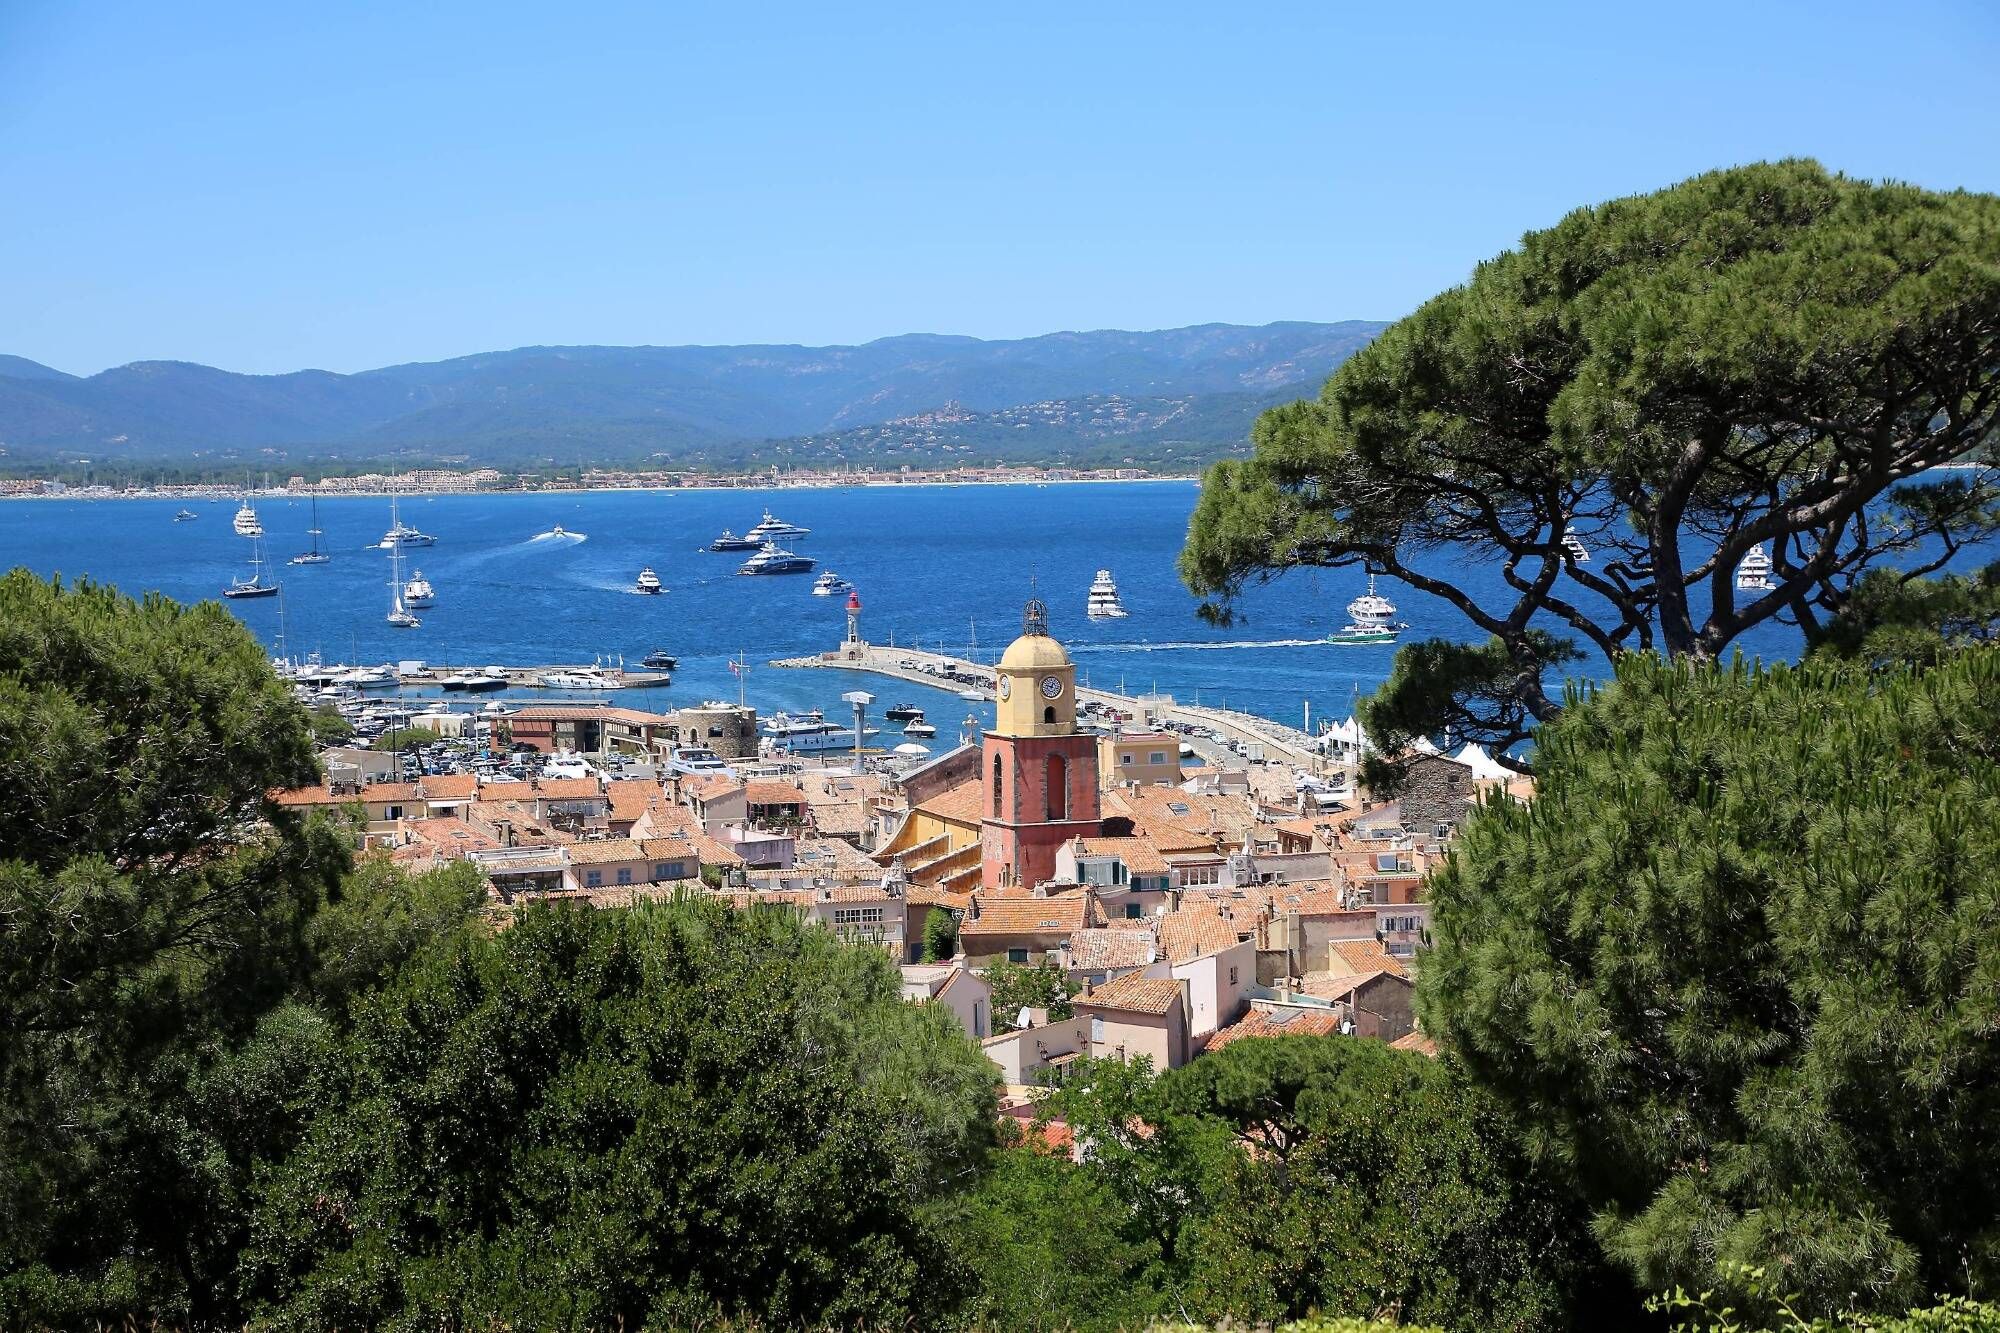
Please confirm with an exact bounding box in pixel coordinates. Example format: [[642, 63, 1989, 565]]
[[289, 496, 330, 564], [1329, 574, 1407, 645]]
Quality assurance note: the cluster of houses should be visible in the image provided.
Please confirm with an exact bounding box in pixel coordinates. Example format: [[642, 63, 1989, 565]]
[[270, 604, 1530, 1107]]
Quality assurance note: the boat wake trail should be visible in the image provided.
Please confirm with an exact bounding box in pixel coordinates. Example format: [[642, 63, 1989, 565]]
[[528, 531, 588, 544], [1070, 638, 1326, 653]]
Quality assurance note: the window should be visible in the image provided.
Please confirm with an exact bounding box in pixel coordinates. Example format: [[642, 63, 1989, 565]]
[[1125, 903, 1142, 919], [1007, 947, 1029, 964], [1434, 822, 1452, 839], [1090, 1016, 1106, 1043], [1043, 705, 1056, 724], [973, 1000, 987, 1039], [833, 906, 885, 925], [584, 869, 602, 888], [1374, 853, 1401, 872], [992, 754, 1003, 817], [1228, 966, 1239, 986], [615, 867, 632, 885], [1149, 751, 1166, 764], [654, 862, 675, 880], [1120, 753, 1133, 766], [1045, 754, 1067, 821]]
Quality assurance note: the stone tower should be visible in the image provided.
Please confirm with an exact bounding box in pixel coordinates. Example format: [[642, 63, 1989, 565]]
[[980, 599, 1102, 890]]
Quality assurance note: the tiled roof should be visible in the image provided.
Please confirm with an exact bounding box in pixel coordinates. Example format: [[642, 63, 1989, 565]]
[[269, 785, 350, 807], [746, 780, 805, 806], [962, 893, 1092, 937], [638, 834, 700, 860], [1069, 836, 1170, 876], [565, 837, 646, 866], [907, 884, 972, 912], [689, 833, 745, 867], [1065, 928, 1156, 971], [809, 802, 872, 836], [1158, 908, 1243, 963], [1079, 970, 1181, 1016], [1204, 1008, 1345, 1050], [402, 816, 500, 854], [916, 779, 986, 826], [531, 778, 606, 802], [1328, 938, 1408, 979], [1390, 1030, 1440, 1056], [606, 780, 662, 821], [505, 704, 674, 724], [418, 774, 478, 800], [358, 782, 421, 803], [684, 773, 743, 802]]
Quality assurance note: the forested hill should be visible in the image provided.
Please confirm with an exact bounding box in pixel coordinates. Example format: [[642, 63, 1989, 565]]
[[0, 321, 1384, 470]]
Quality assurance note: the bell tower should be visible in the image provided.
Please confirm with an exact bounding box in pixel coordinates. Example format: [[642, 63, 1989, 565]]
[[980, 599, 1101, 890]]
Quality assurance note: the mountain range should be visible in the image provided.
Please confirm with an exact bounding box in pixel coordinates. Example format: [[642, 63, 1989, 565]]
[[0, 321, 1384, 472]]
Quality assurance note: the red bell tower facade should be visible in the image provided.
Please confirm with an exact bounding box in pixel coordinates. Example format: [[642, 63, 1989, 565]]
[[980, 599, 1101, 890]]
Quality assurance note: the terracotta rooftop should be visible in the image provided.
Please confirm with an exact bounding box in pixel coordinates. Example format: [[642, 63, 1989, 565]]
[[418, 773, 478, 800], [962, 893, 1093, 938], [916, 779, 986, 826], [530, 777, 607, 802], [745, 781, 806, 807], [1327, 937, 1409, 979], [1065, 927, 1157, 972], [1205, 1008, 1345, 1050], [564, 837, 647, 866], [1390, 1030, 1440, 1057], [1158, 908, 1244, 963], [1078, 970, 1182, 1016], [504, 704, 675, 724], [1068, 836, 1170, 876], [683, 773, 744, 802], [606, 780, 662, 822]]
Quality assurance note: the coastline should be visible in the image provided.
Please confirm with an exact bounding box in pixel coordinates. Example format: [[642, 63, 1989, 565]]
[[1, 474, 1203, 502]]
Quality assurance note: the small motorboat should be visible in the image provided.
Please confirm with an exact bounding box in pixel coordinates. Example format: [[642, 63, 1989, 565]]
[[903, 720, 938, 738], [811, 570, 852, 596], [641, 650, 679, 670], [403, 571, 436, 608], [884, 703, 925, 722], [635, 567, 664, 594], [173, 508, 198, 522]]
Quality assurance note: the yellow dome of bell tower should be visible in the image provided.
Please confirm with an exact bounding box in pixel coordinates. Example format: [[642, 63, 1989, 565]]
[[993, 598, 1076, 738]]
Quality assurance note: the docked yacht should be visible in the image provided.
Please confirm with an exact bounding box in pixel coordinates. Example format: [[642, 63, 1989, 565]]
[[746, 509, 810, 541], [1086, 569, 1129, 618], [1560, 532, 1590, 563], [537, 668, 619, 691], [1329, 575, 1407, 645], [223, 535, 280, 599], [811, 570, 851, 596], [641, 649, 679, 671], [337, 667, 396, 689], [233, 501, 263, 537], [737, 543, 816, 576], [761, 710, 879, 753], [708, 529, 761, 551], [635, 567, 663, 594], [1736, 542, 1776, 592], [666, 745, 733, 776], [441, 669, 508, 692], [403, 570, 436, 608], [290, 496, 330, 564]]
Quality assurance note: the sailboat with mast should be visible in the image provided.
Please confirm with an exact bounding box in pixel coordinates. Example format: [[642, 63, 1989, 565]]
[[224, 532, 280, 599], [386, 539, 421, 629], [289, 496, 330, 564]]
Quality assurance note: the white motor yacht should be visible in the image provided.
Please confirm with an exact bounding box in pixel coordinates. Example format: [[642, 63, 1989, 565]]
[[811, 570, 851, 596], [746, 509, 810, 541], [635, 567, 663, 594], [537, 668, 619, 691], [403, 570, 436, 608], [441, 670, 508, 692], [760, 710, 879, 753], [1086, 568, 1129, 618], [378, 490, 436, 549], [737, 543, 815, 576], [1736, 542, 1776, 592], [1561, 532, 1591, 563], [233, 501, 263, 537]]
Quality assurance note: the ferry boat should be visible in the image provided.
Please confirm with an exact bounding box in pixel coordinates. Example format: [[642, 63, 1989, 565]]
[[1736, 542, 1775, 592], [1086, 568, 1129, 619], [761, 709, 879, 753], [289, 497, 330, 564], [386, 542, 420, 629], [1329, 574, 1407, 645], [233, 501, 264, 537], [1561, 532, 1590, 563], [746, 510, 810, 541], [441, 669, 507, 692], [811, 571, 851, 596], [223, 535, 279, 599], [635, 567, 663, 594], [708, 528, 760, 551], [641, 650, 679, 671], [403, 570, 436, 607], [884, 703, 925, 722], [737, 543, 816, 576], [173, 508, 198, 522]]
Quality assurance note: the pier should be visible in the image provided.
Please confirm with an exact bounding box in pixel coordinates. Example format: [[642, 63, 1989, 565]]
[[769, 641, 1328, 771]]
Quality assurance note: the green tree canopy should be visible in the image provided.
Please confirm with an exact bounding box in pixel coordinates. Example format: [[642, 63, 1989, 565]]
[[985, 957, 1076, 1030], [240, 896, 1000, 1329], [1181, 161, 2000, 764], [922, 903, 960, 962], [1418, 648, 2000, 1316], [0, 570, 353, 1324], [1812, 560, 2000, 668]]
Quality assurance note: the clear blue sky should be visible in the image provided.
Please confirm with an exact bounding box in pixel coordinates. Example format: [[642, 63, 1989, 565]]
[[3, 1, 1996, 375]]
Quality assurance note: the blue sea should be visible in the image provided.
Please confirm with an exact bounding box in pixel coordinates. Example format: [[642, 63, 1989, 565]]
[[1, 482, 1988, 731]]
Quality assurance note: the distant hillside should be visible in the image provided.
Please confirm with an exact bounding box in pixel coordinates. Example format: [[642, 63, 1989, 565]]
[[0, 322, 1383, 470]]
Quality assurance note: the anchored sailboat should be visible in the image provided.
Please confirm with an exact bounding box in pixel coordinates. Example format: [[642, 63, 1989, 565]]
[[224, 533, 279, 599], [290, 496, 330, 564], [386, 539, 420, 629]]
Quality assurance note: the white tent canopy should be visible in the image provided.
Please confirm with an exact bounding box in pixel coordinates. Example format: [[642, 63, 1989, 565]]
[[1452, 742, 1514, 781]]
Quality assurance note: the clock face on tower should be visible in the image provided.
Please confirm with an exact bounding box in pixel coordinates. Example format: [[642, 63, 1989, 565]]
[[997, 677, 1011, 700], [1040, 675, 1064, 700]]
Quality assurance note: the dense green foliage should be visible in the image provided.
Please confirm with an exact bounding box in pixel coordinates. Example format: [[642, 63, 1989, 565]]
[[1813, 561, 2000, 668], [242, 896, 999, 1329], [923, 904, 961, 961], [985, 957, 1077, 1029], [966, 1040, 1617, 1331], [1419, 648, 2000, 1315], [1182, 160, 2000, 764], [372, 724, 440, 752]]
